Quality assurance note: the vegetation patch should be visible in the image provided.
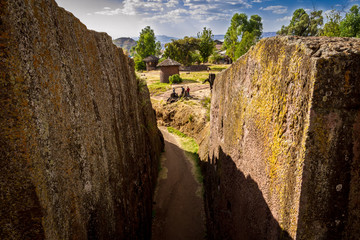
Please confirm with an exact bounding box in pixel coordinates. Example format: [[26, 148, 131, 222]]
[[147, 82, 171, 95], [180, 71, 209, 83], [209, 65, 229, 71], [169, 74, 183, 84]]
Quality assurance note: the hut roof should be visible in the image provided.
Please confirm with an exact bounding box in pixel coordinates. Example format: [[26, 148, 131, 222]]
[[143, 55, 159, 62], [157, 58, 181, 67]]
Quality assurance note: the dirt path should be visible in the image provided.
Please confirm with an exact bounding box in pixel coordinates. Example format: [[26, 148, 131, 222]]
[[152, 128, 205, 240], [152, 83, 211, 101]]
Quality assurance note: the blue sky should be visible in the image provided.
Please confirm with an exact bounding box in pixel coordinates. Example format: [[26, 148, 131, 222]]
[[55, 0, 359, 39]]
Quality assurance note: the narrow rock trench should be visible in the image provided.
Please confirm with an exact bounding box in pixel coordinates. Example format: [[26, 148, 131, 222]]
[[151, 128, 206, 240]]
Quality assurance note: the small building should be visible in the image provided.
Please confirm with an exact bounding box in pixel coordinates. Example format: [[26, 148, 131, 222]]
[[143, 55, 159, 71], [214, 40, 223, 51], [157, 58, 181, 83]]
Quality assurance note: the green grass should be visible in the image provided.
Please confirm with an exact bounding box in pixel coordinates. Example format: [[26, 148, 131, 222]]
[[209, 65, 230, 71], [167, 127, 203, 184], [167, 126, 187, 138], [180, 72, 209, 83], [147, 82, 171, 95]]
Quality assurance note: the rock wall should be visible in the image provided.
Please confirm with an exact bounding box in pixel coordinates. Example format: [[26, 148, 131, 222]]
[[202, 36, 360, 239], [0, 0, 163, 239]]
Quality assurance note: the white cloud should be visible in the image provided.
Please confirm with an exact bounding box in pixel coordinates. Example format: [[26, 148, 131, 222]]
[[92, 0, 244, 22], [260, 5, 287, 14], [95, 8, 124, 16], [276, 15, 291, 22], [252, 0, 273, 3], [166, 0, 179, 8]]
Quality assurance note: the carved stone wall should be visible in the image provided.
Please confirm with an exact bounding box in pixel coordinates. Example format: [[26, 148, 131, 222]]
[[202, 36, 360, 239], [0, 0, 163, 239]]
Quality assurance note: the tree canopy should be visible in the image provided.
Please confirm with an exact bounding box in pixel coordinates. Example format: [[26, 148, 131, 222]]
[[134, 26, 161, 59], [197, 27, 215, 63], [132, 26, 161, 71], [163, 37, 200, 66], [321, 9, 342, 37], [224, 13, 262, 61], [277, 8, 323, 36], [340, 5, 360, 37]]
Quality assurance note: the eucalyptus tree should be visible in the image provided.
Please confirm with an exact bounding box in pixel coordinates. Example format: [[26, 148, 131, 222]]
[[224, 13, 263, 61]]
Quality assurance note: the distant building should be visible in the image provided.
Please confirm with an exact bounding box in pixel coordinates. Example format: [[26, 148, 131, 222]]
[[157, 58, 181, 83], [143, 55, 159, 71], [214, 40, 223, 51]]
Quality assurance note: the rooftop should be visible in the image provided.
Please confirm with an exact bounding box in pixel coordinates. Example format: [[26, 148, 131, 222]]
[[157, 58, 181, 67], [143, 55, 159, 62]]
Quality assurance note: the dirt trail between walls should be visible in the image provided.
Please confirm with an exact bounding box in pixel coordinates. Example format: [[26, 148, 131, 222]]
[[152, 128, 206, 240]]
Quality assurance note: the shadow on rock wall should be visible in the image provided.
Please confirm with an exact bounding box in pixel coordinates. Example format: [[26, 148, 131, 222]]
[[201, 147, 292, 240]]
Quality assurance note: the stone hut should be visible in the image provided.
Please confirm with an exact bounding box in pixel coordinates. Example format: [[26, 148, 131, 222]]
[[157, 58, 181, 83], [143, 55, 159, 71]]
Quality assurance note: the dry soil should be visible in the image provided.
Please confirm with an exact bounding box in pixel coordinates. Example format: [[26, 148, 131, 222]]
[[151, 128, 206, 240]]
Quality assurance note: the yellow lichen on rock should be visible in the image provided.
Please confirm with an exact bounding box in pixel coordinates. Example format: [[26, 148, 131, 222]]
[[202, 36, 360, 240]]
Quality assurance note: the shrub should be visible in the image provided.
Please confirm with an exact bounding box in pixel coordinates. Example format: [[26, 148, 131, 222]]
[[169, 74, 183, 84], [209, 52, 223, 64], [135, 59, 146, 71]]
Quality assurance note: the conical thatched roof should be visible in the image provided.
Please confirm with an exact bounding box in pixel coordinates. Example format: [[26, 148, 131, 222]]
[[157, 58, 181, 67], [143, 55, 159, 62]]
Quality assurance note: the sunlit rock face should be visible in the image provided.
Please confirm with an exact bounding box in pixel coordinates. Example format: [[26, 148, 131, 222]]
[[202, 36, 360, 239], [0, 0, 163, 239]]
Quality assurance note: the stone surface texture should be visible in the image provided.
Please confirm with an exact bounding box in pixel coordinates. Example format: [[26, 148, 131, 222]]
[[202, 36, 360, 239], [0, 0, 163, 239]]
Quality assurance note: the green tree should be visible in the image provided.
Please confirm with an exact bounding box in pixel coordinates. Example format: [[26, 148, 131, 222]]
[[224, 13, 262, 61], [277, 9, 323, 36], [155, 41, 162, 56], [321, 9, 342, 37], [133, 26, 161, 71], [248, 15, 263, 40], [309, 10, 324, 36], [278, 9, 310, 36], [197, 27, 215, 63], [235, 31, 256, 59], [163, 37, 200, 66], [224, 13, 249, 60], [135, 26, 161, 59], [340, 5, 360, 37]]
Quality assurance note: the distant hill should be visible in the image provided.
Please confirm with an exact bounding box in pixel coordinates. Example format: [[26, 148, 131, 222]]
[[156, 35, 179, 46], [132, 35, 178, 48], [113, 37, 136, 52], [213, 35, 225, 41]]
